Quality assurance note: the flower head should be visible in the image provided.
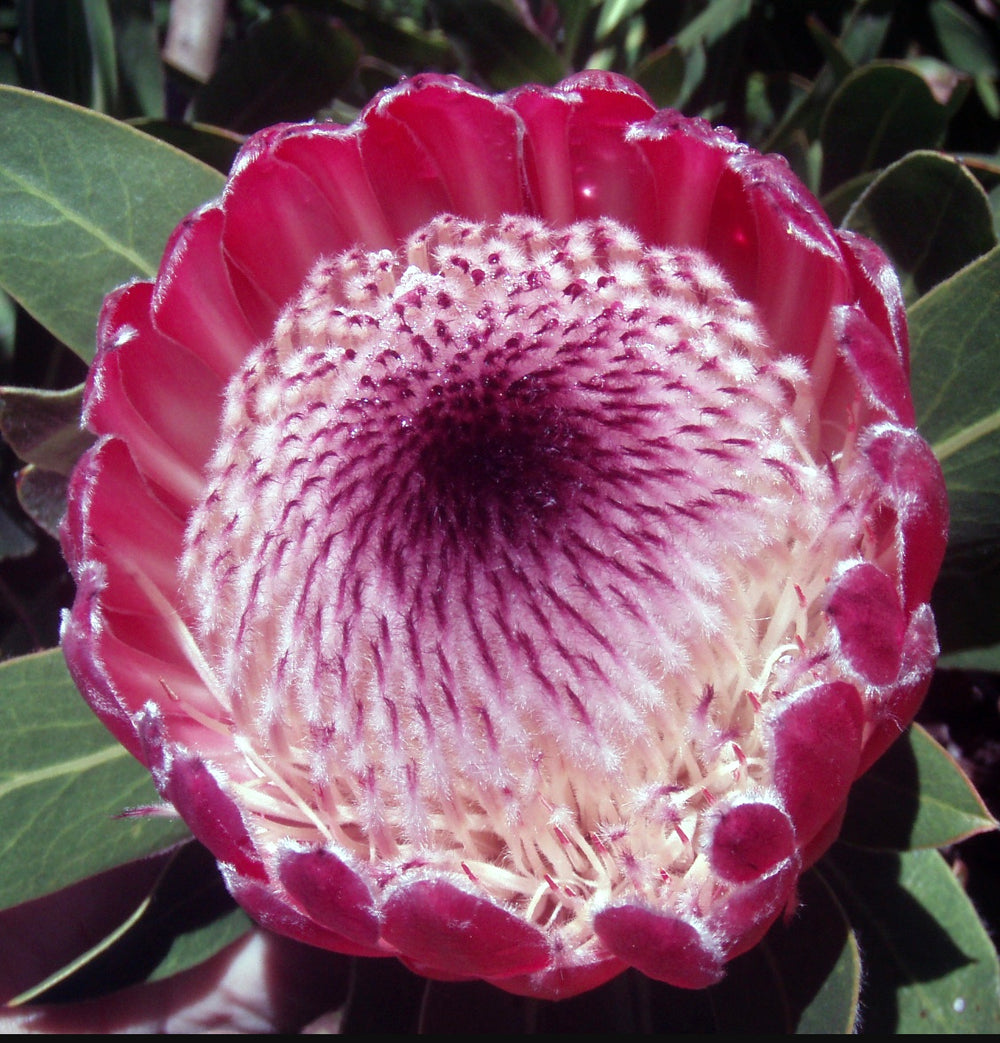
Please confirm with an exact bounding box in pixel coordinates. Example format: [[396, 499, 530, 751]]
[[61, 73, 947, 998]]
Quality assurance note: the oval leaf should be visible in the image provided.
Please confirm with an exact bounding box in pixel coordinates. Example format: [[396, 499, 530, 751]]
[[840, 724, 996, 851], [821, 62, 952, 192], [0, 86, 224, 361], [910, 243, 1000, 558], [843, 151, 996, 303], [821, 846, 1000, 1033], [0, 649, 190, 911]]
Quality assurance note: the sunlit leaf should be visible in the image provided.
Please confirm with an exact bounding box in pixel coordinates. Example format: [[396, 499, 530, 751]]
[[0, 649, 191, 911], [0, 86, 224, 360], [840, 725, 996, 851], [821, 847, 1000, 1033], [843, 151, 996, 303], [910, 244, 1000, 557]]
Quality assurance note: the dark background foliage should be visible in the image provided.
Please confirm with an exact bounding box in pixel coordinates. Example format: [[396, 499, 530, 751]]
[[1, 0, 999, 1032]]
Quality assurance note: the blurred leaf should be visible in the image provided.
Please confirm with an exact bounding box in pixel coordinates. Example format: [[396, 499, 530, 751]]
[[821, 847, 1000, 1033], [429, 0, 566, 88], [15, 465, 69, 539], [820, 62, 953, 192], [259, 0, 455, 71], [634, 43, 686, 108], [194, 9, 361, 134], [668, 0, 752, 112], [0, 86, 224, 361], [0, 504, 34, 560], [15, 0, 111, 109], [593, 0, 645, 43], [131, 119, 244, 175], [840, 725, 996, 851], [807, 14, 853, 83], [83, 0, 119, 114], [0, 383, 92, 474], [931, 0, 999, 79], [110, 0, 166, 118], [910, 244, 1000, 557], [0, 649, 191, 911], [939, 641, 1000, 670], [842, 151, 996, 303], [822, 169, 876, 226], [837, 1, 893, 67], [0, 287, 14, 364]]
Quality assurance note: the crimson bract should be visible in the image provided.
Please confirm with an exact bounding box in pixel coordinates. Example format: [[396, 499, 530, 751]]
[[61, 73, 947, 999]]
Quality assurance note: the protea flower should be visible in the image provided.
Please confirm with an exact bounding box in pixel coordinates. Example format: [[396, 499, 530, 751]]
[[60, 72, 947, 999]]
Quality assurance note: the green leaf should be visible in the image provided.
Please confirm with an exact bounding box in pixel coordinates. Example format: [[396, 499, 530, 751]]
[[110, 0, 166, 119], [842, 151, 996, 303], [821, 846, 1000, 1033], [669, 0, 752, 112], [16, 0, 109, 110], [0, 649, 190, 911], [193, 9, 361, 135], [634, 43, 686, 109], [0, 504, 35, 561], [939, 641, 1000, 671], [820, 62, 953, 192], [0, 383, 93, 474], [0, 85, 224, 361], [840, 725, 996, 851], [931, 0, 999, 79], [593, 0, 646, 43], [14, 464, 69, 540], [909, 244, 1000, 558]]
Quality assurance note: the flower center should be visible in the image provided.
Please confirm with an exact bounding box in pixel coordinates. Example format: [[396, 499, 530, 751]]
[[182, 214, 850, 924]]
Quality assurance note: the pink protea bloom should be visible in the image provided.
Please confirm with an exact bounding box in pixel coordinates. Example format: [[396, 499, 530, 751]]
[[61, 72, 948, 999]]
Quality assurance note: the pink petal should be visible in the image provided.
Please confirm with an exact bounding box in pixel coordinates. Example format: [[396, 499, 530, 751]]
[[152, 205, 263, 375], [629, 110, 737, 248], [363, 76, 527, 229], [139, 714, 265, 880], [710, 152, 849, 380], [831, 304, 916, 425], [512, 73, 658, 232], [593, 905, 724, 989], [710, 801, 796, 884], [278, 846, 380, 947], [87, 286, 216, 513], [769, 681, 864, 845], [863, 425, 949, 610], [221, 147, 361, 310], [225, 870, 385, 958], [837, 229, 909, 369], [381, 878, 550, 979], [826, 562, 908, 685]]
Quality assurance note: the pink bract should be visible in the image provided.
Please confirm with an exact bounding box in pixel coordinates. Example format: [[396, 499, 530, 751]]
[[61, 72, 947, 999]]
